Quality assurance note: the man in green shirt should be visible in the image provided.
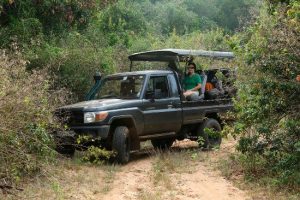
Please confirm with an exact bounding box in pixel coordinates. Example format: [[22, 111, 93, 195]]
[[183, 62, 202, 100]]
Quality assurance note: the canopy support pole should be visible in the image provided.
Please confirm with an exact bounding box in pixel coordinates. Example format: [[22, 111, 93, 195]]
[[130, 61, 133, 72]]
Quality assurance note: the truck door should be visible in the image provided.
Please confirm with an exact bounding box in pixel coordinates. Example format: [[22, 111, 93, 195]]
[[142, 74, 182, 135]]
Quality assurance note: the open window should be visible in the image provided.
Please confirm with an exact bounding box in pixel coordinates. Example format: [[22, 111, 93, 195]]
[[145, 76, 170, 99]]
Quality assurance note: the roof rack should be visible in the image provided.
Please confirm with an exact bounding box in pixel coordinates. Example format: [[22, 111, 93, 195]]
[[128, 48, 234, 62]]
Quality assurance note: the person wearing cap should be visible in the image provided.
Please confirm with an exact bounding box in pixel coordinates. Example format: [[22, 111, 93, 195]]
[[183, 62, 202, 100]]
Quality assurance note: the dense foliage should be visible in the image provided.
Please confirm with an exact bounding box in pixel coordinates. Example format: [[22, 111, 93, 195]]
[[0, 49, 66, 185], [232, 0, 300, 189], [0, 0, 259, 99]]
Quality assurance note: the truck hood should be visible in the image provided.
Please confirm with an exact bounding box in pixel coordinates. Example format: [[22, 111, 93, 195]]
[[59, 99, 139, 112]]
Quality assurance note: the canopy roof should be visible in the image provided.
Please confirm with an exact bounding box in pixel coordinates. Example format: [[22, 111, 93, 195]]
[[128, 48, 234, 62]]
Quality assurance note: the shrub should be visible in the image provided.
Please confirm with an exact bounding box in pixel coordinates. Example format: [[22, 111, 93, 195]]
[[0, 49, 66, 186], [82, 146, 116, 164], [232, 2, 300, 190]]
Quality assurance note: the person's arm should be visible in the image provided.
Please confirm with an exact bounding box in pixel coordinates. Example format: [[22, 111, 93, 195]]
[[191, 83, 201, 91]]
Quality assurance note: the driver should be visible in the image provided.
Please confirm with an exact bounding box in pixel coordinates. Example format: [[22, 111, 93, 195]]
[[183, 62, 202, 100]]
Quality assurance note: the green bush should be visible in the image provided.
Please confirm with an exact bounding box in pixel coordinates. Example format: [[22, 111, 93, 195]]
[[232, 2, 300, 190], [0, 49, 66, 185], [0, 0, 259, 101], [23, 31, 119, 100], [82, 146, 116, 164], [0, 0, 99, 35]]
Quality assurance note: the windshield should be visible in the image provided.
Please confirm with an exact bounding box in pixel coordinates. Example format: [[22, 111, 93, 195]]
[[95, 75, 145, 99]]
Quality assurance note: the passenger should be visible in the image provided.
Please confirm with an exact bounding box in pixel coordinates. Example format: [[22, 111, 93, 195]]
[[206, 71, 224, 99], [183, 62, 202, 101], [205, 82, 214, 91]]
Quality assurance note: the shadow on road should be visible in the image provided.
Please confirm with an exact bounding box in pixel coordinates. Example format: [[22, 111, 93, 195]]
[[129, 140, 202, 162]]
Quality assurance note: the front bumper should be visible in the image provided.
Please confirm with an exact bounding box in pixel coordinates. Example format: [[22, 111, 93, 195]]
[[70, 125, 110, 140]]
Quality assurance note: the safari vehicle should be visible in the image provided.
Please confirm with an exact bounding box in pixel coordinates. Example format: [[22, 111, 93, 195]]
[[55, 49, 235, 163]]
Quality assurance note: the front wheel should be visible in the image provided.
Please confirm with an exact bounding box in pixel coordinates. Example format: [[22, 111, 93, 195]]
[[112, 126, 130, 164], [197, 118, 222, 149]]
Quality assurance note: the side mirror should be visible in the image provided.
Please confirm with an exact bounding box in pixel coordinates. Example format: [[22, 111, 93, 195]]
[[94, 72, 102, 83]]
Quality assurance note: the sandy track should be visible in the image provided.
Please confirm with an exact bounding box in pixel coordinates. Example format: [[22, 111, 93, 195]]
[[173, 164, 247, 200], [3, 140, 251, 200], [101, 157, 153, 200], [98, 141, 249, 200]]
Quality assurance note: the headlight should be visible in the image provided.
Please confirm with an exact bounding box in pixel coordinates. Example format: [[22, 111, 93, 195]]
[[84, 111, 108, 124], [84, 112, 95, 123]]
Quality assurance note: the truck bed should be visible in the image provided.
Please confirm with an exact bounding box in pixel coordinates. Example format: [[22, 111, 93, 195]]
[[182, 98, 233, 125]]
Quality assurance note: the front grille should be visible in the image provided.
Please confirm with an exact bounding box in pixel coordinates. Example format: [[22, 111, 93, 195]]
[[56, 110, 84, 126], [68, 111, 84, 125]]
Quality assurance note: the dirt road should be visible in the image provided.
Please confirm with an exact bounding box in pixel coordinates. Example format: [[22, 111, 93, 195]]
[[100, 140, 249, 200], [5, 139, 251, 200], [101, 153, 248, 200]]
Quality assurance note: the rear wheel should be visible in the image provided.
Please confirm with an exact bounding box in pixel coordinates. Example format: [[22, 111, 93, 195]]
[[197, 118, 222, 149], [151, 138, 175, 150], [112, 126, 130, 164]]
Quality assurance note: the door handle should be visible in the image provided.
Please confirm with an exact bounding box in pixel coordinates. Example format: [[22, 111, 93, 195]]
[[167, 105, 173, 108]]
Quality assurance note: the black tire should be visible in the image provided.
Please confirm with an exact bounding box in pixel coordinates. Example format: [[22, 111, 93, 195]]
[[151, 138, 175, 150], [197, 118, 222, 149], [55, 136, 76, 157], [112, 126, 130, 164]]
